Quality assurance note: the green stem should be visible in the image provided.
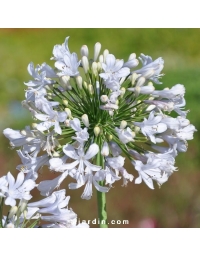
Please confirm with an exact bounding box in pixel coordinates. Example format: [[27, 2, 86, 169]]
[[0, 198, 4, 228], [96, 137, 108, 228]]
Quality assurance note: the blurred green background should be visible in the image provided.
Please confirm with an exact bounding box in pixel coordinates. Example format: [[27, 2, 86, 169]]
[[0, 28, 200, 227]]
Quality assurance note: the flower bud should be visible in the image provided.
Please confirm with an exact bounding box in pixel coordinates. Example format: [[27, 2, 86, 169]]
[[32, 123, 38, 129], [99, 55, 103, 63], [94, 42, 101, 61], [107, 134, 113, 141], [88, 84, 94, 95], [62, 100, 68, 107], [97, 62, 102, 71], [136, 76, 145, 87], [91, 62, 98, 76], [82, 114, 89, 127], [146, 105, 156, 112], [131, 73, 138, 85], [53, 151, 60, 157], [65, 108, 72, 118], [128, 53, 136, 60], [59, 76, 70, 87], [76, 76, 83, 89], [134, 126, 140, 133], [135, 86, 141, 96], [100, 95, 108, 103], [120, 77, 126, 85], [19, 200, 28, 213], [101, 141, 109, 156], [120, 120, 127, 129], [8, 206, 18, 219], [81, 56, 89, 74], [83, 81, 88, 89], [65, 119, 70, 127], [94, 126, 100, 137], [80, 45, 89, 57], [20, 130, 27, 136], [120, 87, 126, 98], [132, 131, 136, 138], [109, 110, 114, 116], [103, 49, 109, 63]]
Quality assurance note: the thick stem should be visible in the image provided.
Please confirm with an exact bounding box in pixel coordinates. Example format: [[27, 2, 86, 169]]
[[96, 138, 108, 228]]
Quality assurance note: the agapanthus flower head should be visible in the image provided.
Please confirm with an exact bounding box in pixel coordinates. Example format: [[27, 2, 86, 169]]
[[1, 36, 196, 229]]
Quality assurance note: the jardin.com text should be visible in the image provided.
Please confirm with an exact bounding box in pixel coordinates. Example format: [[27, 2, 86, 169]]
[[80, 219, 129, 225]]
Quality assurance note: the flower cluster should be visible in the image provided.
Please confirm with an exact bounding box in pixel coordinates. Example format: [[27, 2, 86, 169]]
[[0, 36, 196, 227]]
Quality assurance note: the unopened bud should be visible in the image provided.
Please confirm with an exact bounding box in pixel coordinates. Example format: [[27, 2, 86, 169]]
[[53, 151, 60, 157], [99, 55, 103, 63], [8, 206, 18, 219], [107, 134, 113, 141], [128, 53, 136, 60], [131, 73, 138, 85], [132, 131, 136, 138], [32, 123, 38, 129], [109, 110, 114, 116], [94, 126, 100, 137], [81, 56, 89, 74], [135, 86, 141, 96], [101, 141, 109, 156], [100, 95, 108, 102], [88, 84, 94, 95], [97, 62, 102, 71], [136, 76, 145, 87], [59, 76, 70, 88], [134, 126, 140, 133], [62, 100, 68, 107], [120, 77, 126, 85], [80, 45, 89, 57], [65, 108, 72, 118], [20, 130, 27, 136], [94, 42, 101, 61], [120, 87, 126, 98], [83, 81, 88, 89], [20, 200, 27, 213], [65, 119, 70, 127], [103, 49, 109, 63], [76, 76, 83, 89], [91, 62, 98, 76], [120, 120, 127, 129], [146, 105, 156, 112], [82, 114, 89, 127]]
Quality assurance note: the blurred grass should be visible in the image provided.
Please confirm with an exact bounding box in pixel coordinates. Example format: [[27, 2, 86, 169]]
[[0, 28, 200, 227]]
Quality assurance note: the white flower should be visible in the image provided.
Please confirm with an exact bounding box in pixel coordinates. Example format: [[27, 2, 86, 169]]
[[134, 54, 164, 84], [24, 62, 55, 88], [70, 118, 89, 144], [35, 109, 67, 135], [134, 111, 167, 143], [133, 160, 168, 189], [63, 144, 101, 185], [70, 167, 109, 200], [152, 84, 185, 99], [100, 54, 130, 81], [2, 172, 35, 206], [115, 127, 134, 144], [16, 151, 49, 180], [37, 171, 69, 196]]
